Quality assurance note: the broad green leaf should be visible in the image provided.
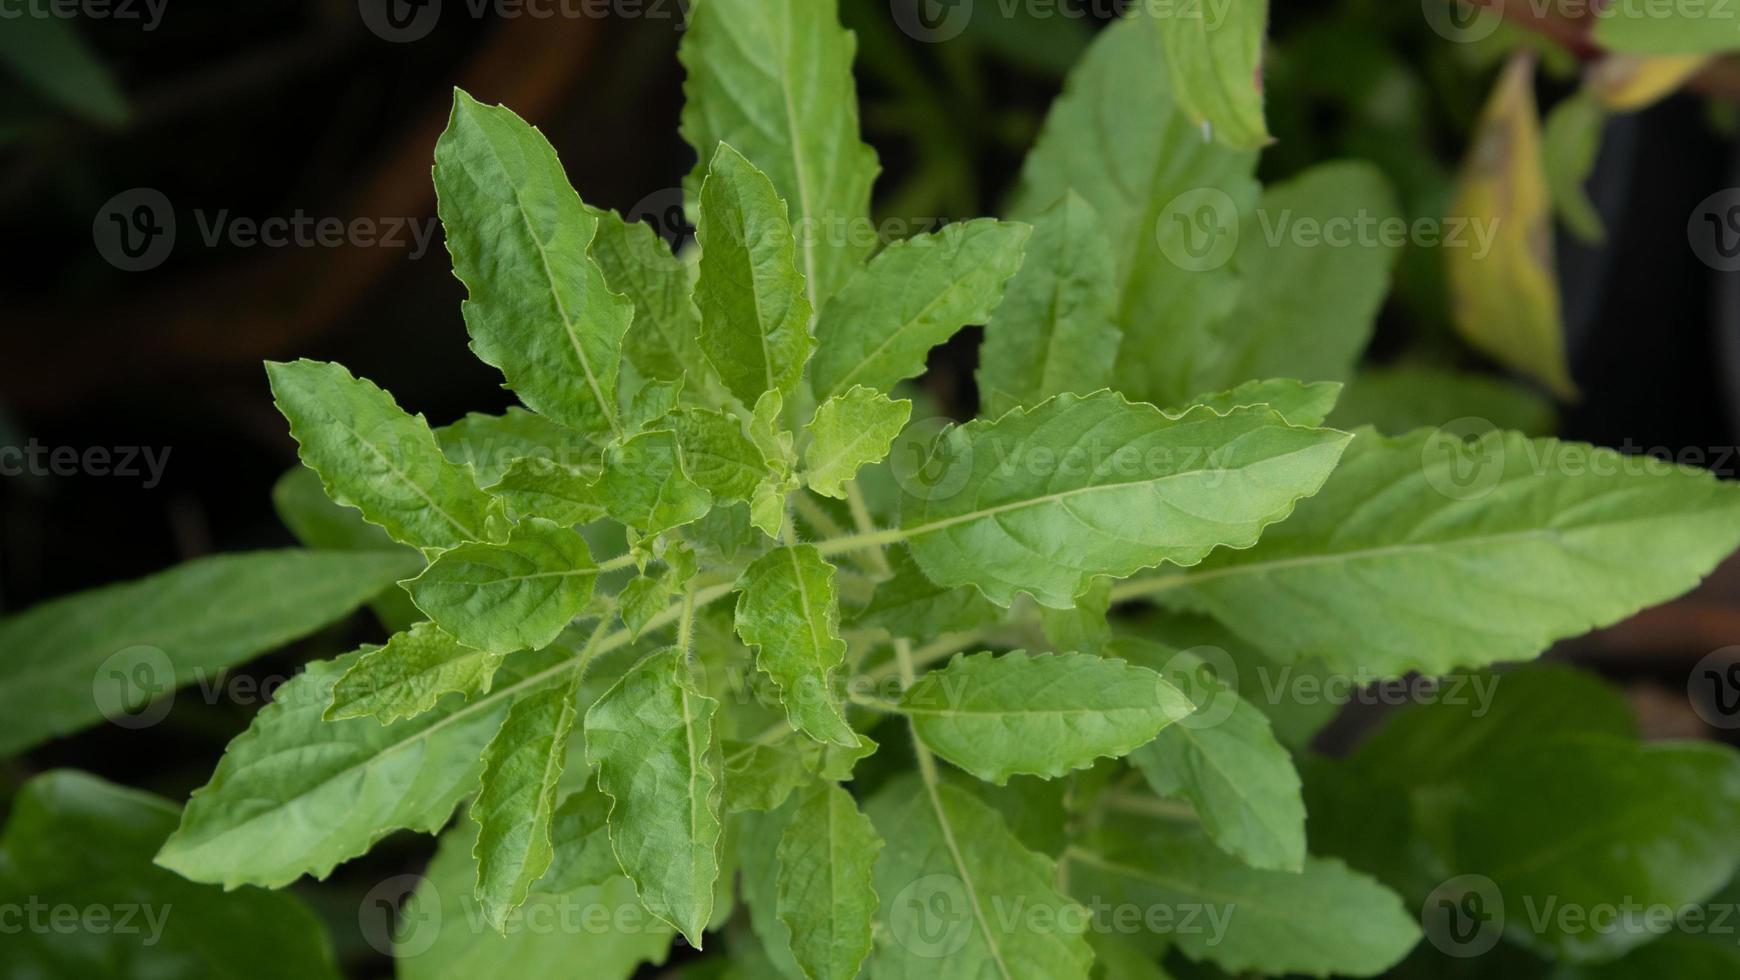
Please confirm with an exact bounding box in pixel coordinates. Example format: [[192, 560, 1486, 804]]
[[434, 90, 633, 436], [402, 805, 674, 980], [810, 219, 1030, 401], [819, 731, 878, 782], [1115, 639, 1306, 873], [0, 16, 128, 125], [899, 651, 1193, 784], [267, 358, 504, 552], [155, 645, 577, 888], [1542, 92, 1606, 242], [737, 804, 809, 980], [897, 392, 1350, 608], [587, 205, 706, 384], [1159, 428, 1740, 675], [1329, 365, 1556, 436], [326, 620, 505, 724], [976, 191, 1119, 417], [620, 575, 673, 638], [848, 546, 1001, 640], [803, 386, 912, 498], [1039, 577, 1113, 655], [1592, 6, 1740, 54], [0, 549, 419, 756], [734, 545, 857, 746], [0, 771, 340, 980], [1173, 378, 1343, 427], [724, 737, 815, 814], [405, 518, 597, 656], [536, 781, 625, 894], [1143, 0, 1270, 148], [680, 0, 880, 308], [585, 647, 724, 946], [1066, 818, 1420, 977], [471, 672, 580, 931], [673, 407, 775, 503], [776, 784, 883, 980], [437, 407, 598, 486], [1447, 54, 1576, 400], [868, 775, 1094, 979], [487, 457, 605, 526], [694, 143, 815, 406], [599, 428, 714, 534], [1143, 611, 1342, 751], [1013, 14, 1258, 407], [1197, 161, 1400, 393]]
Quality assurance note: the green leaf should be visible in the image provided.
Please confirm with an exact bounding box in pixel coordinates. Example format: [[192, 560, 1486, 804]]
[[405, 517, 597, 656], [672, 407, 775, 503], [1160, 428, 1740, 675], [537, 781, 626, 894], [486, 450, 603, 523], [734, 545, 857, 746], [1115, 638, 1306, 873], [803, 386, 912, 498], [848, 546, 1001, 640], [267, 358, 505, 552], [1143, 0, 1270, 148], [155, 645, 577, 888], [680, 0, 880, 308], [437, 407, 598, 486], [1173, 378, 1343, 427], [272, 465, 403, 553], [724, 738, 816, 814], [810, 219, 1031, 401], [402, 803, 674, 980], [736, 804, 810, 980], [776, 784, 883, 980], [1013, 14, 1258, 407], [0, 16, 129, 126], [0, 771, 340, 979], [585, 647, 724, 946], [1066, 818, 1420, 977], [868, 775, 1094, 979], [976, 191, 1119, 418], [620, 574, 673, 638], [1329, 365, 1556, 436], [0, 549, 419, 756], [326, 620, 505, 724], [899, 651, 1193, 784], [1592, 5, 1740, 54], [588, 205, 707, 383], [1039, 577, 1113, 655], [1542, 92, 1607, 243], [434, 90, 633, 435], [897, 392, 1350, 608], [598, 428, 714, 534], [694, 142, 816, 406], [472, 671, 580, 931]]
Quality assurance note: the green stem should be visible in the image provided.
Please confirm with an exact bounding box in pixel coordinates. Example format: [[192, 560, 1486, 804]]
[[844, 483, 893, 577]]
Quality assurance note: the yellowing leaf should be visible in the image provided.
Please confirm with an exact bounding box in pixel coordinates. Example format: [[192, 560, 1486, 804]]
[[1589, 53, 1712, 111]]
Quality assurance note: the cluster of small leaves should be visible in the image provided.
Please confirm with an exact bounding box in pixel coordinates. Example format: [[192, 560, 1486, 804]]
[[7, 4, 1740, 979]]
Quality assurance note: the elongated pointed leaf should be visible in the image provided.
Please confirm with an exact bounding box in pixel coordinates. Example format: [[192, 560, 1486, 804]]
[[900, 651, 1193, 784], [976, 191, 1119, 417], [1161, 428, 1740, 675], [1143, 0, 1270, 148], [0, 549, 420, 756], [680, 0, 879, 308], [267, 358, 504, 551], [672, 406, 777, 503], [868, 775, 1093, 979], [434, 90, 633, 435], [486, 456, 606, 526], [598, 428, 714, 534], [734, 545, 857, 746], [155, 645, 577, 888], [472, 671, 580, 931], [587, 205, 706, 383], [897, 392, 1350, 608], [776, 784, 882, 980], [811, 219, 1031, 401], [694, 143, 815, 406], [405, 517, 596, 656], [802, 386, 912, 498], [436, 407, 599, 486], [585, 647, 724, 946], [326, 620, 505, 724]]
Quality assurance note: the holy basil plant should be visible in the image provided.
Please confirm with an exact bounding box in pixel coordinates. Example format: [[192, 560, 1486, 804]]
[[7, 4, 1740, 979]]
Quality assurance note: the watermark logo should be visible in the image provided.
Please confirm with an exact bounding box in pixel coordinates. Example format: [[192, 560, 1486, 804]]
[[361, 875, 442, 957], [1421, 0, 1502, 42], [890, 874, 974, 958], [1422, 875, 1505, 958], [1689, 188, 1740, 272], [92, 646, 175, 730], [1153, 645, 1240, 730], [0, 0, 168, 31], [625, 186, 694, 263], [890, 0, 974, 41], [359, 0, 443, 42], [1420, 416, 1506, 501], [890, 417, 974, 503], [1689, 647, 1740, 729], [93, 188, 176, 272], [1157, 188, 1240, 272]]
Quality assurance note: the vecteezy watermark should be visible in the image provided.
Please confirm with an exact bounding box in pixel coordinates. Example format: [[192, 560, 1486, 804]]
[[889, 0, 1239, 43], [1423, 874, 1740, 958], [93, 646, 301, 731], [1426, 0, 1740, 43], [93, 188, 440, 272], [1422, 875, 1506, 958], [889, 417, 974, 503], [361, 875, 441, 957], [0, 0, 167, 30], [1417, 417, 1734, 501], [0, 441, 172, 487], [358, 0, 691, 43], [1689, 647, 1740, 730], [1689, 187, 1740, 272], [0, 899, 173, 945]]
